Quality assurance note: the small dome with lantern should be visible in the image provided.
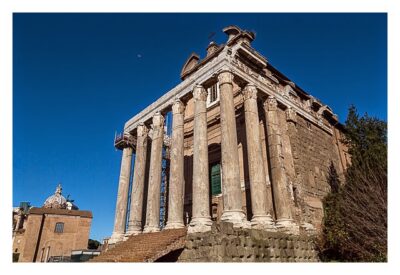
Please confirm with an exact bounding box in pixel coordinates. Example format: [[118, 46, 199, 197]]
[[43, 183, 67, 209]]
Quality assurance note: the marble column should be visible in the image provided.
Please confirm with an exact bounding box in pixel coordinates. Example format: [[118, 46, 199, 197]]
[[109, 145, 133, 243], [143, 112, 164, 233], [242, 84, 276, 230], [126, 124, 149, 235], [218, 70, 247, 227], [188, 85, 212, 233], [165, 99, 186, 229], [264, 96, 299, 234]]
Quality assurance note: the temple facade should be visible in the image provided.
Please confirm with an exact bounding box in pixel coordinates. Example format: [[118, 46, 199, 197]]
[[109, 25, 349, 245]]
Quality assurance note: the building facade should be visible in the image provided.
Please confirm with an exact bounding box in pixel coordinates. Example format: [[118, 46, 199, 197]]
[[109, 25, 349, 244], [12, 184, 93, 262]]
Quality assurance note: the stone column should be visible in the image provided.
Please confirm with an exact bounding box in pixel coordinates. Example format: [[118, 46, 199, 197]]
[[143, 112, 164, 233], [126, 124, 149, 236], [264, 96, 299, 234], [165, 99, 186, 229], [109, 145, 133, 243], [242, 84, 276, 230], [218, 70, 247, 227], [188, 85, 212, 233]]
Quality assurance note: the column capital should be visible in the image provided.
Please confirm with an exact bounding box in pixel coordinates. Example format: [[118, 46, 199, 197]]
[[193, 85, 207, 101], [242, 84, 258, 101], [286, 107, 297, 123], [152, 111, 164, 127], [137, 123, 149, 137], [263, 96, 278, 112], [218, 69, 234, 85], [172, 99, 186, 114]]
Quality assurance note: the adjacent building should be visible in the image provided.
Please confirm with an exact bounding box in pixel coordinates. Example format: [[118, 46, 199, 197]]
[[12, 184, 93, 262]]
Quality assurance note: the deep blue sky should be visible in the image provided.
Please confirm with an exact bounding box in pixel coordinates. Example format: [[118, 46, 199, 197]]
[[13, 13, 387, 241]]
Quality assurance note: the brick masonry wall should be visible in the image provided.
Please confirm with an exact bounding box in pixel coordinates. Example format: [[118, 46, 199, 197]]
[[178, 222, 319, 262], [290, 114, 344, 230]]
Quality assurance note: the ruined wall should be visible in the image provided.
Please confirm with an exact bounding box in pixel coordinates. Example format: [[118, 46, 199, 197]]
[[178, 222, 319, 262], [289, 114, 345, 230]]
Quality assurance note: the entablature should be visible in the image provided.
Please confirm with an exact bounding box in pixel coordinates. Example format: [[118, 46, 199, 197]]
[[123, 37, 338, 136]]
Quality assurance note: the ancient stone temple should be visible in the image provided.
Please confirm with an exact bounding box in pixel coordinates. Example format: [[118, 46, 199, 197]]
[[103, 25, 349, 262]]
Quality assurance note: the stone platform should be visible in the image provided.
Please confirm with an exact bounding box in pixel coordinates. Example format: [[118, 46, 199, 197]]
[[178, 222, 319, 262], [92, 222, 319, 262]]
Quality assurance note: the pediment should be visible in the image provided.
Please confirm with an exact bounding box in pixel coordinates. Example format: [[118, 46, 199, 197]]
[[180, 53, 200, 79]]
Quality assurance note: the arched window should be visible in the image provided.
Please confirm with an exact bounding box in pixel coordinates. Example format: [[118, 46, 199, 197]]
[[54, 222, 64, 233]]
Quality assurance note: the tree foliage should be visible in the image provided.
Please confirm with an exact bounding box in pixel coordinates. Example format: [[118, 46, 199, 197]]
[[318, 105, 387, 262], [88, 239, 101, 250]]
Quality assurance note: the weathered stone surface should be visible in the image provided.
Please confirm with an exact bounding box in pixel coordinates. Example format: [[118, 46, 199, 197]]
[[219, 70, 247, 227], [188, 85, 212, 233], [242, 84, 275, 230], [126, 124, 149, 235], [264, 97, 299, 235], [144, 112, 165, 233], [165, 99, 186, 229], [110, 146, 133, 244], [178, 222, 319, 262]]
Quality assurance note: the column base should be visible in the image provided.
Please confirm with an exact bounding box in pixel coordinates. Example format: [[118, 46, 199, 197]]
[[143, 225, 160, 233], [188, 216, 212, 233], [108, 232, 125, 245], [221, 210, 250, 229], [124, 229, 142, 239], [276, 218, 300, 235], [250, 214, 277, 231], [164, 221, 185, 230], [125, 222, 142, 236]]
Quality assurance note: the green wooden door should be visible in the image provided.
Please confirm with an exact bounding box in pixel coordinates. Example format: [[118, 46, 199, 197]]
[[210, 163, 221, 195]]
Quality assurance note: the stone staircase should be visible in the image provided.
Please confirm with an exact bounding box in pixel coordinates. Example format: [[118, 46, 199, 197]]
[[90, 228, 187, 262]]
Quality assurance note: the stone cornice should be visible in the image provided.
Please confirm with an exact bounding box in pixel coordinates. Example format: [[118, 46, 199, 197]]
[[124, 44, 334, 135], [229, 56, 333, 135], [124, 51, 231, 133]]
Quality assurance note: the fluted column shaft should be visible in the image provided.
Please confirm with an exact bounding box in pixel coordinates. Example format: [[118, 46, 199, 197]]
[[264, 96, 298, 234], [126, 124, 149, 235], [165, 99, 186, 229], [143, 112, 164, 233], [242, 85, 275, 230], [110, 145, 133, 243], [188, 85, 212, 233], [218, 70, 247, 226]]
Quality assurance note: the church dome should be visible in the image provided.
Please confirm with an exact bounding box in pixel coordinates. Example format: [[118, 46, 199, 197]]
[[43, 184, 67, 209]]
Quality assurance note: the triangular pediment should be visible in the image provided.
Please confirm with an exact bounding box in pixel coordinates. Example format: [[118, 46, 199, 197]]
[[180, 53, 200, 79]]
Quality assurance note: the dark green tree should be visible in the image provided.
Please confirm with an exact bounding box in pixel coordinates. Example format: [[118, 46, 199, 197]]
[[88, 239, 101, 250], [319, 105, 387, 262]]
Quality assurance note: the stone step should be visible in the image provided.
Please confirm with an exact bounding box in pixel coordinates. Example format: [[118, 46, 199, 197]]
[[90, 228, 187, 262]]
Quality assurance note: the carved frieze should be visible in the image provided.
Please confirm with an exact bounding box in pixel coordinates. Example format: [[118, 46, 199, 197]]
[[231, 56, 278, 92]]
